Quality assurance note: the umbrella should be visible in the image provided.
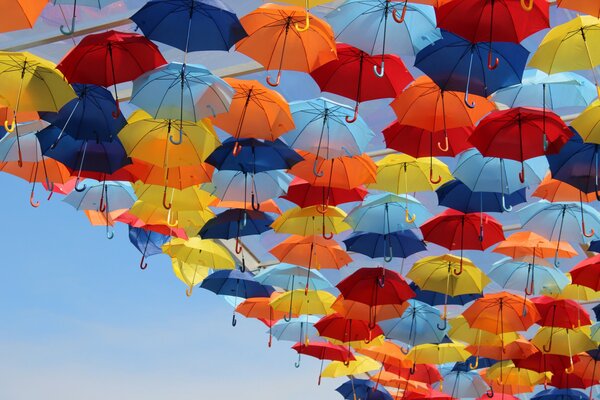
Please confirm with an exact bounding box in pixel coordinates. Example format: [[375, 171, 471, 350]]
[[315, 313, 383, 344], [282, 98, 376, 160], [269, 235, 352, 271], [162, 237, 234, 271], [532, 389, 589, 400], [533, 173, 598, 203], [435, 370, 490, 399], [254, 264, 331, 292], [271, 205, 351, 238], [514, 352, 577, 374], [493, 231, 577, 262], [128, 226, 170, 270], [133, 183, 214, 213], [236, 3, 337, 86], [469, 107, 571, 182], [270, 316, 320, 343], [466, 338, 538, 361], [410, 282, 482, 308], [1, 0, 46, 33], [130, 0, 247, 54], [343, 230, 427, 260], [52, 0, 119, 35], [448, 315, 520, 348], [56, 30, 166, 116], [486, 360, 548, 387], [282, 177, 367, 209], [294, 342, 356, 381], [415, 30, 528, 106], [557, 0, 600, 17], [310, 43, 413, 121], [570, 254, 600, 292], [383, 122, 473, 158], [436, 180, 527, 214], [406, 343, 470, 370], [335, 379, 393, 400], [420, 209, 505, 274], [236, 293, 287, 346], [528, 16, 600, 96], [532, 296, 591, 329], [124, 159, 213, 190], [210, 77, 293, 145], [532, 326, 596, 372], [320, 355, 381, 378], [270, 289, 337, 317]]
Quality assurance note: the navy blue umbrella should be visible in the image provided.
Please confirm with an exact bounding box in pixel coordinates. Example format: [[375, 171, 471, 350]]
[[531, 389, 589, 400], [409, 282, 482, 307], [343, 230, 426, 261], [415, 30, 528, 107], [452, 356, 496, 371], [201, 269, 275, 325], [131, 0, 247, 54], [206, 138, 303, 173], [548, 129, 600, 199], [39, 84, 127, 143], [589, 240, 600, 254], [128, 226, 170, 270], [335, 379, 393, 400], [436, 179, 527, 213]]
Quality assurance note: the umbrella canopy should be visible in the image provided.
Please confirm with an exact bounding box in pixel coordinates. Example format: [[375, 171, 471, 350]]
[[493, 231, 577, 261], [254, 263, 331, 291], [488, 258, 570, 297], [271, 205, 351, 237], [128, 226, 170, 269], [378, 300, 448, 347], [436, 179, 527, 214], [0, 0, 46, 33], [383, 122, 473, 158], [321, 355, 381, 378], [335, 379, 393, 400], [270, 289, 337, 316], [570, 254, 600, 292], [269, 235, 352, 270], [282, 177, 367, 208], [434, 370, 490, 399], [343, 230, 427, 260], [531, 296, 591, 329]]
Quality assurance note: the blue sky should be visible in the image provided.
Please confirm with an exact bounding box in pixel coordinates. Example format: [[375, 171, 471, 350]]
[[0, 173, 342, 400]]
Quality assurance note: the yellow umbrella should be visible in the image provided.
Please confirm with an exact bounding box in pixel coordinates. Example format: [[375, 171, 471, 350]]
[[571, 99, 600, 143], [532, 326, 595, 372], [277, 0, 334, 31], [320, 355, 381, 378], [448, 316, 519, 347], [367, 154, 452, 194], [486, 361, 548, 387], [357, 341, 412, 369], [329, 335, 386, 350], [162, 237, 234, 269], [270, 289, 337, 316], [129, 200, 215, 231], [271, 205, 351, 238], [528, 16, 600, 96], [406, 343, 470, 367], [0, 52, 76, 165], [553, 282, 600, 301], [171, 259, 211, 296], [133, 182, 215, 211]]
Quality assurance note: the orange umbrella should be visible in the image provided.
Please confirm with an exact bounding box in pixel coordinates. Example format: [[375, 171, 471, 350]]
[[480, 371, 534, 396], [289, 151, 377, 190], [236, 3, 337, 87], [125, 159, 214, 189], [357, 341, 412, 369], [332, 297, 409, 323], [556, 0, 600, 17], [84, 208, 128, 227], [0, 0, 46, 33], [493, 231, 577, 262], [236, 293, 289, 347], [462, 292, 541, 346], [210, 78, 294, 144], [270, 235, 352, 270], [466, 338, 538, 361], [533, 173, 597, 203], [390, 76, 495, 152]]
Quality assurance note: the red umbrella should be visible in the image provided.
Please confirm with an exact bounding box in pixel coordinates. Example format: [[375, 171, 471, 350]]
[[550, 367, 596, 389], [384, 362, 442, 385], [57, 30, 166, 116], [405, 388, 453, 400], [310, 43, 413, 122], [468, 107, 572, 182], [292, 341, 355, 384], [436, 0, 549, 69], [531, 296, 591, 329], [570, 254, 600, 291], [281, 177, 367, 210], [114, 211, 189, 239], [383, 121, 473, 158], [572, 353, 600, 398], [513, 351, 578, 374], [420, 209, 505, 274], [315, 313, 383, 343]]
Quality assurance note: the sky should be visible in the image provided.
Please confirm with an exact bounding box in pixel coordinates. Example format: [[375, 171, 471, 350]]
[[0, 173, 342, 400]]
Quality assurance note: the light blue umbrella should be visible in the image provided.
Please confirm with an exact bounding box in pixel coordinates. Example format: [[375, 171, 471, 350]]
[[378, 300, 447, 349], [488, 257, 570, 297], [130, 62, 233, 143], [270, 316, 320, 343], [345, 193, 431, 234], [202, 170, 292, 206], [453, 148, 548, 211], [519, 201, 600, 265], [433, 370, 490, 399], [325, 0, 440, 74], [53, 0, 120, 35], [254, 264, 332, 291], [281, 98, 375, 163], [491, 70, 597, 116]]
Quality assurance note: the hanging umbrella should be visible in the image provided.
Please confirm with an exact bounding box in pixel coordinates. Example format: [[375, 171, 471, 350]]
[[532, 296, 591, 330], [134, 183, 214, 213], [556, 0, 600, 17], [236, 293, 287, 347], [52, 0, 119, 35], [125, 159, 214, 190], [406, 343, 470, 370], [436, 180, 527, 214], [321, 355, 381, 379], [162, 237, 234, 272], [533, 174, 598, 203], [269, 235, 352, 271], [270, 289, 337, 317], [343, 230, 427, 260], [410, 282, 482, 308], [282, 97, 376, 159], [513, 352, 577, 375], [383, 122, 473, 158], [294, 342, 356, 382], [493, 231, 577, 262], [315, 313, 383, 344], [310, 43, 413, 121], [420, 209, 505, 274], [282, 177, 367, 209], [448, 316, 519, 349], [570, 254, 600, 292], [270, 316, 320, 344], [434, 370, 490, 399], [0, 0, 46, 33], [532, 389, 590, 400], [128, 226, 170, 270], [466, 338, 538, 361], [528, 16, 600, 96], [331, 296, 409, 325], [130, 0, 247, 55], [116, 210, 189, 239], [254, 264, 331, 292], [486, 360, 548, 387], [236, 3, 337, 87], [56, 30, 166, 116], [415, 30, 528, 106], [335, 379, 393, 400], [271, 205, 351, 238], [532, 326, 596, 373]]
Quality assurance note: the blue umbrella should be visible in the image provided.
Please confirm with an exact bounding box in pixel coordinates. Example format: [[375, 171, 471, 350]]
[[547, 130, 600, 198], [589, 240, 600, 253], [343, 230, 426, 260], [131, 0, 247, 53], [452, 356, 495, 372], [453, 148, 548, 211], [282, 98, 375, 161], [415, 30, 528, 106], [130, 63, 234, 141], [436, 179, 527, 214], [200, 269, 275, 326], [345, 193, 431, 234], [378, 299, 447, 349], [39, 84, 127, 143], [53, 0, 120, 35], [491, 70, 597, 116], [270, 316, 320, 343], [434, 370, 490, 399], [325, 0, 440, 73], [254, 264, 332, 291], [205, 138, 303, 173], [128, 226, 170, 270], [336, 379, 393, 400], [409, 282, 482, 307], [532, 389, 589, 400]]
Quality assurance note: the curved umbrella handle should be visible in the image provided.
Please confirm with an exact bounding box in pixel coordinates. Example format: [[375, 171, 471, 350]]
[[111, 100, 120, 119], [501, 194, 513, 212], [232, 141, 242, 156], [106, 230, 114, 240], [409, 363, 416, 375], [232, 313, 237, 327], [266, 71, 282, 87], [60, 16, 76, 35], [74, 180, 87, 193], [235, 236, 243, 254], [312, 158, 324, 177], [251, 192, 261, 211], [4, 119, 15, 133], [294, 13, 310, 32], [99, 194, 106, 212], [186, 286, 193, 297], [162, 188, 172, 210], [139, 254, 148, 270], [343, 360, 351, 367], [405, 208, 416, 224], [565, 359, 575, 374], [316, 203, 329, 214], [240, 257, 246, 273], [437, 317, 447, 331], [487, 49, 499, 71], [29, 190, 40, 208], [399, 345, 409, 355], [345, 103, 359, 124], [583, 220, 595, 238], [391, 2, 407, 23], [519, 163, 525, 184], [437, 135, 449, 152], [520, 0, 533, 11], [469, 355, 479, 370], [464, 90, 476, 109], [453, 258, 464, 276], [383, 243, 393, 263], [373, 61, 385, 78], [322, 231, 333, 240], [486, 387, 494, 398], [169, 129, 183, 145], [167, 212, 178, 228], [543, 335, 553, 353], [429, 168, 442, 184]]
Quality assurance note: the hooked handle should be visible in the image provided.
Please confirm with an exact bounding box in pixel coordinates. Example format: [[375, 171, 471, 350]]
[[391, 2, 407, 23], [373, 62, 385, 78], [266, 71, 282, 87], [487, 49, 499, 70], [520, 0, 533, 11], [59, 16, 76, 35], [294, 13, 310, 32], [437, 135, 449, 152], [429, 168, 442, 184], [345, 104, 359, 124]]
